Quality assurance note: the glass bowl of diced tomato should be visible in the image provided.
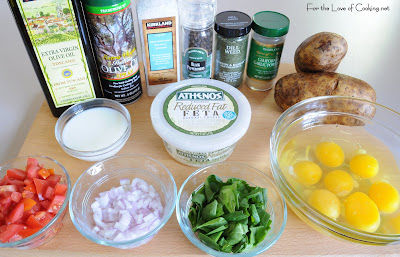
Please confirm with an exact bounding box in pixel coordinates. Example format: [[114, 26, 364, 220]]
[[0, 156, 71, 249]]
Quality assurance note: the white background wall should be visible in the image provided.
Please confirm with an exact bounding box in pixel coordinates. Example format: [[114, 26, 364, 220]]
[[0, 0, 399, 163]]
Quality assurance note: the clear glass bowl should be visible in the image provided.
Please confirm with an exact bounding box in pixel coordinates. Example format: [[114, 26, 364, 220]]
[[270, 96, 400, 245], [0, 156, 71, 249], [69, 154, 177, 249], [55, 98, 131, 162], [176, 162, 287, 256]]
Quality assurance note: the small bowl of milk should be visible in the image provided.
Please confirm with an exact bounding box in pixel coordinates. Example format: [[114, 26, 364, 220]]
[[55, 98, 131, 162]]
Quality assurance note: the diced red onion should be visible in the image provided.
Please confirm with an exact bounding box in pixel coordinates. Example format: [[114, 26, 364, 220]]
[[90, 178, 164, 241]]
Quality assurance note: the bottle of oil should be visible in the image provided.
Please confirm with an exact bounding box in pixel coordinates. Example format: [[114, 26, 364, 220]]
[[7, 0, 103, 117], [81, 0, 143, 104]]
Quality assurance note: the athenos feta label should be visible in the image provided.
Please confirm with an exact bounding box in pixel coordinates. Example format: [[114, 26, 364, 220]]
[[163, 85, 239, 136]]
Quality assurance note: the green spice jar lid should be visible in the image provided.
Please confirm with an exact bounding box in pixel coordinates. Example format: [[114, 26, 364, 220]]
[[252, 11, 290, 37], [214, 11, 252, 38]]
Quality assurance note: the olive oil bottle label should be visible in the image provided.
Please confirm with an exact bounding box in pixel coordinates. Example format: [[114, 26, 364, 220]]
[[182, 48, 212, 79], [15, 0, 96, 108], [84, 0, 142, 104], [163, 84, 238, 136], [141, 17, 178, 86], [246, 40, 284, 82]]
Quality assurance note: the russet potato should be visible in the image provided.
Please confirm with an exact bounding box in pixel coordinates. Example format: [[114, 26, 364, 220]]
[[295, 32, 348, 73]]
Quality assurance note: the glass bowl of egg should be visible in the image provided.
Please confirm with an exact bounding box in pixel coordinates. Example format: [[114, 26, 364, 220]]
[[270, 96, 400, 245], [55, 98, 131, 162]]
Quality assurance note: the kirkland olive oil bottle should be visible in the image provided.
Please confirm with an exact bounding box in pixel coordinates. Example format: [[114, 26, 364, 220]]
[[7, 0, 103, 117]]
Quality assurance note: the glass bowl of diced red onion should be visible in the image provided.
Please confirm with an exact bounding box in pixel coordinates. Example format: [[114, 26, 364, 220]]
[[69, 154, 177, 249]]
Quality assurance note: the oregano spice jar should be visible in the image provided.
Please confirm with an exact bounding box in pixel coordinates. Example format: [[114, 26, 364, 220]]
[[214, 11, 252, 88], [245, 11, 290, 91]]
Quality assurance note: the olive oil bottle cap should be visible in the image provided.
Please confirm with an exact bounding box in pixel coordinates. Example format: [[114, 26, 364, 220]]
[[252, 11, 290, 37], [214, 11, 252, 38]]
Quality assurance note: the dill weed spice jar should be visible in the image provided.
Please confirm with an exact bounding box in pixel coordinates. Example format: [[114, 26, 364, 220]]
[[245, 11, 290, 91], [178, 0, 217, 79], [214, 11, 252, 88], [81, 0, 143, 104]]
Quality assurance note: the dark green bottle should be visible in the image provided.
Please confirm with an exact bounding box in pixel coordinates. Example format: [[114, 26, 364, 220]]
[[81, 0, 143, 104], [7, 0, 103, 117]]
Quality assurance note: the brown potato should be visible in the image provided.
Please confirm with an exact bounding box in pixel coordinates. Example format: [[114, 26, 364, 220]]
[[295, 32, 348, 73], [274, 72, 376, 124]]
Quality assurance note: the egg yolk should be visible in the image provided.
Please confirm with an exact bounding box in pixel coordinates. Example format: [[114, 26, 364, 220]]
[[315, 142, 344, 167], [308, 189, 341, 220], [349, 154, 379, 178], [383, 214, 400, 234], [324, 170, 354, 197], [368, 182, 400, 214], [293, 161, 322, 186], [344, 192, 380, 233]]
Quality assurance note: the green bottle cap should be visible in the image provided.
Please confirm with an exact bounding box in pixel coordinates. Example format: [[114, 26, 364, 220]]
[[252, 11, 290, 37]]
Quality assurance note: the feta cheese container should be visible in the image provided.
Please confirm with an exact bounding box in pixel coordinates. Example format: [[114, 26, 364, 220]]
[[150, 78, 251, 166]]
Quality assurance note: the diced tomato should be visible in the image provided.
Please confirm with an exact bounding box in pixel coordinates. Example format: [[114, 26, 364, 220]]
[[21, 190, 35, 199], [23, 178, 33, 186], [33, 178, 51, 201], [26, 158, 39, 170], [5, 203, 24, 224], [6, 169, 27, 181], [0, 224, 26, 243], [54, 183, 68, 196], [46, 175, 62, 187], [22, 208, 36, 222], [26, 158, 41, 180], [44, 186, 55, 200], [21, 198, 37, 211], [0, 185, 17, 193], [8, 233, 24, 242], [10, 192, 22, 203], [47, 195, 66, 214], [31, 196, 42, 212], [4, 176, 25, 186], [0, 178, 5, 186], [40, 200, 50, 210], [17, 228, 40, 239], [0, 191, 12, 200], [0, 197, 12, 212], [26, 211, 54, 229], [26, 215, 43, 229]]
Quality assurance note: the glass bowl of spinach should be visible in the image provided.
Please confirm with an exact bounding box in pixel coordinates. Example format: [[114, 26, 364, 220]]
[[176, 162, 287, 256]]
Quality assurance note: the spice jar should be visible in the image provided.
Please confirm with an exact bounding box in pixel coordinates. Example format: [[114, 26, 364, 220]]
[[178, 0, 217, 79], [214, 11, 252, 88], [245, 11, 290, 91]]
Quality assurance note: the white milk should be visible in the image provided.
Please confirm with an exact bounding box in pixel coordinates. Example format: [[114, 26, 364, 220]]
[[62, 107, 128, 152]]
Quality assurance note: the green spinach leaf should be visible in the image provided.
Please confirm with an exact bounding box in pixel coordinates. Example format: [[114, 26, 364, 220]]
[[198, 232, 221, 251]]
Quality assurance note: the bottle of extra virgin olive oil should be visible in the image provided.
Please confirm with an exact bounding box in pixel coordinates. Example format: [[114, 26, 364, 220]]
[[7, 0, 103, 117], [81, 0, 143, 104]]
